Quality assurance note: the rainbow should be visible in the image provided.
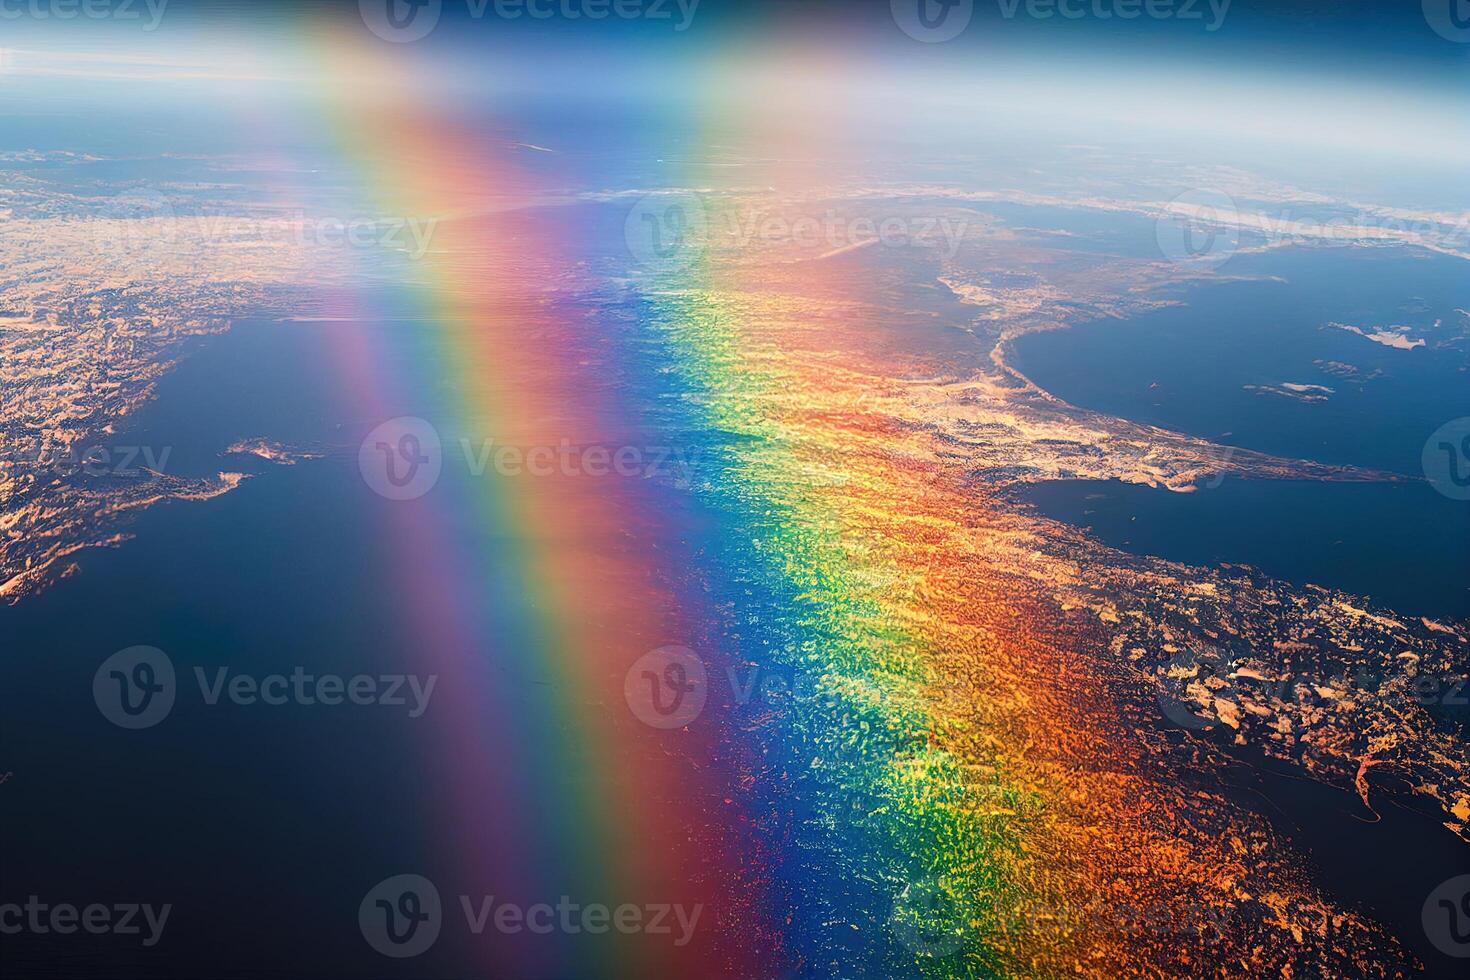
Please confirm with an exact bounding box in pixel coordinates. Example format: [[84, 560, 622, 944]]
[[276, 26, 783, 978], [228, 23, 1415, 978]]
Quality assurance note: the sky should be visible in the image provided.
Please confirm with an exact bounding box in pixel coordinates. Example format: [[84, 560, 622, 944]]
[[0, 0, 1466, 206]]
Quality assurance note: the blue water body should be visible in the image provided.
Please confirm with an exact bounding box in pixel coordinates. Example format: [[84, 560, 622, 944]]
[[0, 321, 455, 978], [0, 313, 732, 979], [1009, 244, 1470, 621], [1019, 477, 1470, 620], [1010, 245, 1469, 476], [1216, 744, 1470, 980]]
